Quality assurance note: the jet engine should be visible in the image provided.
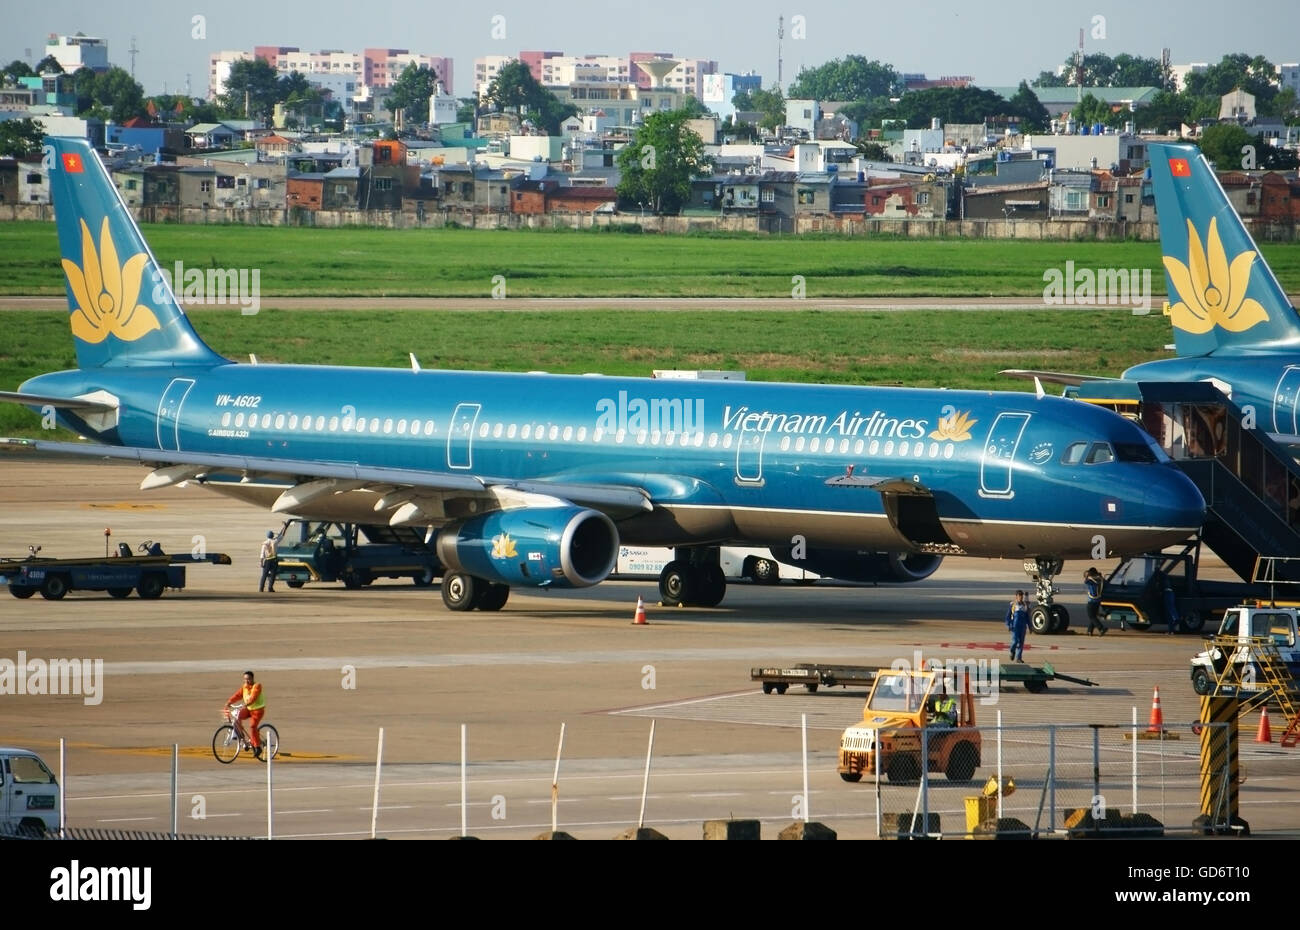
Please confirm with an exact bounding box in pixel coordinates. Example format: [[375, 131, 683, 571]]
[[435, 506, 618, 589]]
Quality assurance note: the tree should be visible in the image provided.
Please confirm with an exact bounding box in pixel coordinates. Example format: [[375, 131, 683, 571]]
[[1006, 81, 1050, 131], [219, 58, 281, 122], [481, 60, 576, 135], [616, 109, 713, 215], [384, 63, 441, 125], [3, 60, 34, 81], [677, 95, 711, 119], [33, 55, 64, 75], [92, 67, 146, 124], [456, 98, 477, 124], [0, 118, 44, 157], [1184, 53, 1278, 110], [854, 140, 890, 161], [1039, 52, 1168, 89], [746, 86, 785, 131], [1199, 123, 1254, 171], [1137, 90, 1192, 134], [893, 87, 1016, 128], [1070, 92, 1124, 130], [788, 56, 900, 101]]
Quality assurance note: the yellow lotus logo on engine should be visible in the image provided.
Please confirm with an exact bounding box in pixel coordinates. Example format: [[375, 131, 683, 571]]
[[491, 532, 518, 559], [63, 217, 161, 344], [929, 410, 977, 441], [1164, 217, 1268, 334]]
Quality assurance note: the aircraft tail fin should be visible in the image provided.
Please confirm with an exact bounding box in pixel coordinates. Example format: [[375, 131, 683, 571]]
[[43, 137, 226, 370], [1149, 141, 1300, 357]]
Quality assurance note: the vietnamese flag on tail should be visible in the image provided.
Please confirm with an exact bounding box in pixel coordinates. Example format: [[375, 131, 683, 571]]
[[1169, 157, 1191, 177], [61, 152, 84, 173]]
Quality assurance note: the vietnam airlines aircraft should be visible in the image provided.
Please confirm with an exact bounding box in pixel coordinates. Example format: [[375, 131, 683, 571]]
[[0, 138, 1205, 620], [1005, 142, 1300, 444]]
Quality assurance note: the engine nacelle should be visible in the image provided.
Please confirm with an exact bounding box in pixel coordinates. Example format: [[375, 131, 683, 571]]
[[769, 547, 943, 584], [435, 506, 618, 589]]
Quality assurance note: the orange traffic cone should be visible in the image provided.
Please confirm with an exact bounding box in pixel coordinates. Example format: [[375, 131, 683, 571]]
[[1146, 685, 1165, 733], [632, 596, 648, 626], [1256, 707, 1273, 743]]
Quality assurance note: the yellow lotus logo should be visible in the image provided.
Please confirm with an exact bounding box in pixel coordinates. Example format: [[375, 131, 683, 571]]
[[929, 410, 977, 441], [63, 218, 161, 344], [1163, 218, 1268, 334], [491, 532, 517, 559]]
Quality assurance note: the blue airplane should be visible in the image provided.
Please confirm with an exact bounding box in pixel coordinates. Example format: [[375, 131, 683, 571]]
[[1006, 142, 1300, 444], [0, 137, 1204, 620]]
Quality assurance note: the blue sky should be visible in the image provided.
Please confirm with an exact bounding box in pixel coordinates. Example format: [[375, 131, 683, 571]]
[[5, 0, 1298, 97]]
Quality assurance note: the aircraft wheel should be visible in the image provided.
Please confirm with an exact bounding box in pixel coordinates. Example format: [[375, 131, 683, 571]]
[[1029, 606, 1052, 635], [1051, 605, 1070, 632], [476, 583, 510, 611], [441, 572, 478, 611], [658, 560, 695, 607], [696, 564, 726, 607]]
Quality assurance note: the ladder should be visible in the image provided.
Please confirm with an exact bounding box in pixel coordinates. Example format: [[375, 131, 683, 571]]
[[1208, 634, 1300, 747]]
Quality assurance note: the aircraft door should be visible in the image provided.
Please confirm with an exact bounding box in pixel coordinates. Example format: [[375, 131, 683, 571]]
[[735, 426, 766, 485], [447, 403, 480, 469], [1272, 366, 1300, 435], [979, 412, 1030, 500], [156, 378, 195, 452]]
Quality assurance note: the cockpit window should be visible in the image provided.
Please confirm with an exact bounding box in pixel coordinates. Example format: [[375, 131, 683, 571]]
[[1085, 442, 1115, 465], [1114, 442, 1158, 463], [1061, 441, 1088, 465]]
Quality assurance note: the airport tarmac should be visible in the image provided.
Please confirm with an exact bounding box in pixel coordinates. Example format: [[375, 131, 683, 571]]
[[1, 461, 1296, 841]]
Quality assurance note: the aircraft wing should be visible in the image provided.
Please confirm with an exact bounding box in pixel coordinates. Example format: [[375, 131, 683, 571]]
[[0, 438, 653, 521]]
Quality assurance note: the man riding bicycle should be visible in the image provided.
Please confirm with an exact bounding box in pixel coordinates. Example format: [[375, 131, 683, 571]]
[[225, 671, 267, 758]]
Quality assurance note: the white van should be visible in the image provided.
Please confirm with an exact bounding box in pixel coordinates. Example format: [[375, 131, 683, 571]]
[[1, 748, 60, 836]]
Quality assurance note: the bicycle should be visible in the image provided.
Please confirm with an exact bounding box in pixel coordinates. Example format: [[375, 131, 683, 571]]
[[213, 702, 279, 763]]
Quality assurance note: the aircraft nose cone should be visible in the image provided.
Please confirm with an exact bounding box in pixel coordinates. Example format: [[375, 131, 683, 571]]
[[1145, 469, 1206, 536]]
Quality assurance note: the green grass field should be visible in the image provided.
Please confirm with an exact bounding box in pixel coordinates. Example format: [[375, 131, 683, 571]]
[[5, 220, 1299, 298], [0, 306, 1176, 437]]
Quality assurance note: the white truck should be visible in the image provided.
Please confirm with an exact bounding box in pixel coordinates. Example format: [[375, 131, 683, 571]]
[[614, 546, 822, 585], [1, 748, 60, 837], [1189, 604, 1300, 696]]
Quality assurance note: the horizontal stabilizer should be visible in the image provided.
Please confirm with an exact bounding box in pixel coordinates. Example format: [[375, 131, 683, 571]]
[[999, 369, 1103, 387]]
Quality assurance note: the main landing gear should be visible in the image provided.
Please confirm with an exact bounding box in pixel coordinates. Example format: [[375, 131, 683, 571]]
[[1024, 557, 1070, 635], [658, 546, 727, 608]]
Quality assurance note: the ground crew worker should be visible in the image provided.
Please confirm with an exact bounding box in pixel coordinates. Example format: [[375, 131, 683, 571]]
[[259, 530, 278, 593], [1005, 589, 1030, 661], [1085, 567, 1107, 635], [225, 670, 267, 758], [931, 680, 957, 726]]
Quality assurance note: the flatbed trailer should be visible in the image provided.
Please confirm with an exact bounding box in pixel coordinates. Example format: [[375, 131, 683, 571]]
[[1, 542, 231, 600], [751, 661, 1097, 695]]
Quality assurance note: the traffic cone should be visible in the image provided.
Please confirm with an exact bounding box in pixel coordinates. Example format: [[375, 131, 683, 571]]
[[1146, 685, 1165, 733], [1256, 707, 1273, 743], [632, 596, 648, 626]]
